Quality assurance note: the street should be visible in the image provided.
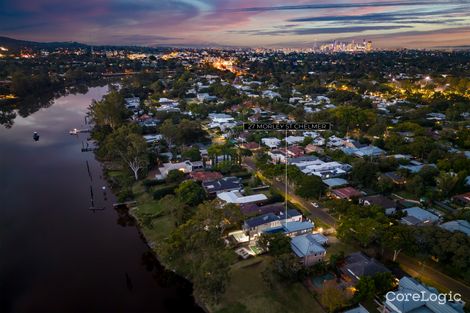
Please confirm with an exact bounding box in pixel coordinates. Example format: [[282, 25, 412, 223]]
[[243, 157, 470, 302]]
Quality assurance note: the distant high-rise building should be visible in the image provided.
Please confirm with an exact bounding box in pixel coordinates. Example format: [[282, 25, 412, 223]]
[[316, 39, 372, 53]]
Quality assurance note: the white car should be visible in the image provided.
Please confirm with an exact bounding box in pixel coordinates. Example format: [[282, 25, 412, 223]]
[[311, 202, 319, 208]]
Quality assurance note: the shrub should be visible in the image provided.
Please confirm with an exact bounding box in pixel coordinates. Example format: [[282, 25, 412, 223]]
[[153, 185, 176, 200]]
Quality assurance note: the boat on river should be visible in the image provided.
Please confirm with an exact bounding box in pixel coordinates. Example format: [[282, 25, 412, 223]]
[[33, 132, 39, 141]]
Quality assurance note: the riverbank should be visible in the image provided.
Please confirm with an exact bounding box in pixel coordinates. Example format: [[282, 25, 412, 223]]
[[126, 183, 210, 313], [122, 180, 326, 313]]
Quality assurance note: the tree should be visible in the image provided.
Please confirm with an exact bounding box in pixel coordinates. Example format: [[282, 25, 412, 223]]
[[166, 169, 185, 184], [176, 180, 206, 206], [355, 276, 377, 301], [89, 90, 128, 130], [158, 201, 236, 304], [295, 175, 325, 199], [270, 253, 303, 282], [355, 272, 394, 302], [160, 119, 178, 148], [436, 172, 459, 198], [104, 125, 149, 180], [351, 159, 379, 188], [406, 175, 425, 197], [258, 233, 291, 256], [320, 280, 349, 313], [381, 225, 414, 262], [374, 272, 394, 294], [182, 146, 201, 161], [338, 216, 384, 248], [221, 203, 244, 228]]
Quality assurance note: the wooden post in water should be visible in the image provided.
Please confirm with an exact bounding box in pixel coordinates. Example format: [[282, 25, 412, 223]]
[[86, 160, 92, 181], [90, 185, 95, 208]]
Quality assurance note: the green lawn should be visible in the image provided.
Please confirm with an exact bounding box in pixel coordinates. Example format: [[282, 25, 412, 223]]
[[214, 256, 325, 313], [130, 181, 177, 247]]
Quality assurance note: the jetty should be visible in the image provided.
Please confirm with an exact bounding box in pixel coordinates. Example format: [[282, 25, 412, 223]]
[[113, 201, 137, 208], [69, 128, 91, 135]]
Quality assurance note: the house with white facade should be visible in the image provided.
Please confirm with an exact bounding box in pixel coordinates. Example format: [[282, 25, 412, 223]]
[[262, 137, 281, 149]]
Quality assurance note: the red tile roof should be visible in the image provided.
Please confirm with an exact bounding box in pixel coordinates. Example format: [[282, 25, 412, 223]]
[[241, 142, 261, 150], [331, 187, 363, 199], [189, 171, 223, 182]]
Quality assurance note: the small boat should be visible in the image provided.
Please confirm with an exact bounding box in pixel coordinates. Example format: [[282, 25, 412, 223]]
[[33, 132, 40, 141], [69, 128, 79, 135]]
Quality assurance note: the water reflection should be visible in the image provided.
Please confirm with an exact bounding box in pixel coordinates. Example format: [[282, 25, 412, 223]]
[[0, 82, 102, 129], [0, 85, 204, 313]]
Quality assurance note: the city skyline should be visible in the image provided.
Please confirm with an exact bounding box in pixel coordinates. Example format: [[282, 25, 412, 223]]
[[1, 0, 470, 49]]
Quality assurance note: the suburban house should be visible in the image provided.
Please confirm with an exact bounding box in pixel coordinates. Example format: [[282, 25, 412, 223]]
[[384, 276, 465, 313], [291, 234, 327, 266], [197, 93, 217, 102], [239, 203, 285, 217], [243, 209, 302, 237], [382, 172, 407, 185], [327, 135, 346, 148], [202, 176, 242, 196], [288, 156, 351, 179], [399, 161, 437, 173], [189, 171, 223, 182], [322, 178, 349, 189], [262, 137, 281, 149], [340, 252, 390, 284], [305, 143, 324, 154], [360, 195, 397, 215], [285, 136, 305, 145], [341, 145, 386, 158], [243, 213, 282, 236], [330, 187, 363, 200], [155, 98, 180, 112], [268, 150, 287, 164], [124, 97, 140, 110], [157, 161, 196, 179], [309, 232, 328, 245], [279, 145, 305, 158], [143, 134, 163, 143], [207, 113, 235, 129], [439, 220, 470, 236], [400, 207, 440, 226], [263, 221, 314, 237], [217, 191, 268, 205], [240, 142, 261, 150]]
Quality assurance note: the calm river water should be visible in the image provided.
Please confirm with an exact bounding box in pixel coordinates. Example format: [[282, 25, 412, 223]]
[[0, 86, 203, 313]]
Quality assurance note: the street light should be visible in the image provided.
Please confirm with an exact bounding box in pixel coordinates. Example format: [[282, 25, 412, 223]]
[[424, 76, 431, 87]]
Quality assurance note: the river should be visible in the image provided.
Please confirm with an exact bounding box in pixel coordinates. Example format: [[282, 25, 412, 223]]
[[0, 85, 203, 313]]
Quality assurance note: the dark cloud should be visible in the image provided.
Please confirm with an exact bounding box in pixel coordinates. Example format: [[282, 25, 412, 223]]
[[230, 25, 413, 36], [229, 1, 461, 12], [288, 7, 467, 23]]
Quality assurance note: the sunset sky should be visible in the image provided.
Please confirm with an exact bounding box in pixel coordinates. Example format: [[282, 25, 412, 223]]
[[1, 0, 470, 49]]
